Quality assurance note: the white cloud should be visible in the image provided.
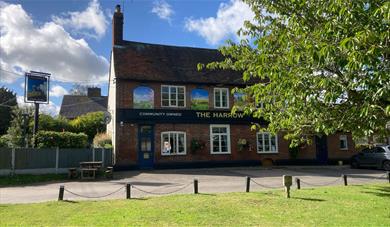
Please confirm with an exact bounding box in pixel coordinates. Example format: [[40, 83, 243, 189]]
[[16, 95, 60, 116], [151, 0, 174, 22], [185, 0, 255, 45], [0, 2, 109, 84], [52, 0, 109, 39], [50, 85, 68, 97]]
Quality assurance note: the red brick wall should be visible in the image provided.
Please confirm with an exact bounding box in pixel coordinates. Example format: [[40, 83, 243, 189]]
[[116, 81, 237, 110], [327, 133, 357, 159], [115, 123, 293, 166]]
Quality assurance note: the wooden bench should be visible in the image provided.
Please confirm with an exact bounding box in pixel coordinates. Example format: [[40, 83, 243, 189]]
[[80, 168, 98, 180]]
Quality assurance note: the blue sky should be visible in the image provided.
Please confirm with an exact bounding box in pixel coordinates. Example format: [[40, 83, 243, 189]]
[[0, 0, 254, 115]]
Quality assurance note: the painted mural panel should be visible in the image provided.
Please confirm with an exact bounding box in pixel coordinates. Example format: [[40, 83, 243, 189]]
[[133, 86, 154, 109], [191, 89, 209, 110], [233, 92, 246, 107]]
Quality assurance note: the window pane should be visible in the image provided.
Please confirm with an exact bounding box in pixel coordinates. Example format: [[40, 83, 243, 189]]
[[270, 136, 276, 151], [170, 133, 176, 154], [140, 126, 152, 134], [178, 87, 184, 94], [162, 100, 169, 106], [264, 134, 270, 151], [141, 138, 151, 152], [215, 90, 221, 107], [221, 135, 228, 152], [162, 86, 169, 93], [221, 90, 227, 107], [258, 135, 263, 152], [212, 135, 219, 152], [178, 134, 185, 153]]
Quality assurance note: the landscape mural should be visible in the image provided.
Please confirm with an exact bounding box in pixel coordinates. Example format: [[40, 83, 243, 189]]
[[133, 86, 154, 109], [191, 89, 209, 110]]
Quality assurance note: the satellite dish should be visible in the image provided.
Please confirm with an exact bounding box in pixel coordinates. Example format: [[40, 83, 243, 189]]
[[103, 111, 111, 124]]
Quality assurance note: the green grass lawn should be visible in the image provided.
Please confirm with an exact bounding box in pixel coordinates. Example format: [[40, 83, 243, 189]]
[[0, 174, 67, 187], [0, 183, 389, 226]]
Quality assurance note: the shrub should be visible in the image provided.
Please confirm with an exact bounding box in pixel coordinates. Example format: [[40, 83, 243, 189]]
[[0, 135, 9, 148], [93, 133, 112, 148], [70, 111, 105, 142], [31, 114, 72, 132], [34, 131, 88, 148]]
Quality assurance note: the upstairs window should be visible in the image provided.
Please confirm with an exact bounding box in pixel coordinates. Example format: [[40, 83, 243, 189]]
[[133, 86, 154, 109], [161, 85, 185, 107], [214, 88, 229, 108]]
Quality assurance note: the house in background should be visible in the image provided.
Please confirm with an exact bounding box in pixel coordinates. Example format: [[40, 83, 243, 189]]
[[107, 5, 358, 170], [60, 87, 107, 120]]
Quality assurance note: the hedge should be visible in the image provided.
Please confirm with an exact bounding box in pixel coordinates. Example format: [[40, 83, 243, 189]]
[[34, 131, 88, 148]]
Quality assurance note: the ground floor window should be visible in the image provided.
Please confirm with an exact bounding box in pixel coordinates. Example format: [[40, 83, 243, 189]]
[[161, 132, 186, 155], [339, 135, 348, 150], [257, 132, 278, 153], [210, 125, 231, 154]]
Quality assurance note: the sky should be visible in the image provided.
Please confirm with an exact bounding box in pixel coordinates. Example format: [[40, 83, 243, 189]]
[[0, 0, 254, 115]]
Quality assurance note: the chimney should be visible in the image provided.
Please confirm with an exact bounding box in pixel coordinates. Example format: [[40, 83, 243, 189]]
[[112, 4, 123, 46], [87, 87, 101, 97]]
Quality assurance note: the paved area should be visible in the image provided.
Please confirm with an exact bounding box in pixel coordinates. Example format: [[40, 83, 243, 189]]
[[0, 166, 388, 204]]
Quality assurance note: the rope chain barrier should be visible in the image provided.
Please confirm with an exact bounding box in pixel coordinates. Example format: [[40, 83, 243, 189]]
[[299, 176, 343, 187], [64, 186, 125, 199], [347, 173, 388, 183], [132, 182, 193, 195], [250, 178, 285, 189]]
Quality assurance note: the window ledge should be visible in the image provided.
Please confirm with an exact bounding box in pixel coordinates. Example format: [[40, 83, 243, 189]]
[[257, 152, 279, 154], [210, 152, 231, 155]]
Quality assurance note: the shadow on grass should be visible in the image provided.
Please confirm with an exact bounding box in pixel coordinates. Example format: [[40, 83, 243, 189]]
[[60, 200, 79, 203], [292, 197, 326, 202], [362, 185, 390, 198]]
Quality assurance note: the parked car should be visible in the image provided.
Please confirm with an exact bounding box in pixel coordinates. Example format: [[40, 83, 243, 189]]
[[350, 145, 390, 171]]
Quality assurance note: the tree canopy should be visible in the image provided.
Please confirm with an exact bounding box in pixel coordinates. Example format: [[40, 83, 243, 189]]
[[204, 0, 389, 145], [0, 87, 17, 135]]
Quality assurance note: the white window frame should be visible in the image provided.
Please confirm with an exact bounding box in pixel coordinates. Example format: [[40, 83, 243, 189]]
[[213, 88, 229, 109], [161, 131, 187, 156], [210, 124, 231, 154], [256, 132, 278, 154], [161, 85, 186, 108], [339, 135, 348, 150]]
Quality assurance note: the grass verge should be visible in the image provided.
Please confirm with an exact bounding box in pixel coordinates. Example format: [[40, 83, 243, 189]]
[[0, 183, 389, 226]]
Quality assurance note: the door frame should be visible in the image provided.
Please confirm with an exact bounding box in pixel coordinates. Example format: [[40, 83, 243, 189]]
[[137, 124, 155, 169], [315, 135, 328, 164]]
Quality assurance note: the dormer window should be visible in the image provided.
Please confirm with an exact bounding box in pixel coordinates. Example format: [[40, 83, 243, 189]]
[[161, 85, 185, 107], [214, 88, 229, 109]]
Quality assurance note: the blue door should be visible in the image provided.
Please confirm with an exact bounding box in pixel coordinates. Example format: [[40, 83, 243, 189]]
[[138, 125, 154, 169], [315, 135, 328, 164]]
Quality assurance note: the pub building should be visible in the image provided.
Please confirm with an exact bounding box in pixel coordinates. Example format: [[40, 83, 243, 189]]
[[107, 5, 357, 169]]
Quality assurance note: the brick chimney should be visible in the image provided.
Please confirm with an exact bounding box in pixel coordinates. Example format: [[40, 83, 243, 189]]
[[87, 87, 101, 97], [112, 4, 123, 46]]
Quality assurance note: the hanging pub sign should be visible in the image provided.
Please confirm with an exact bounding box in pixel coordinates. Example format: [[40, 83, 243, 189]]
[[24, 71, 50, 103]]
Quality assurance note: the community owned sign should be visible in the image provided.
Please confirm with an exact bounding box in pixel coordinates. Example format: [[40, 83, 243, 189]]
[[118, 109, 266, 125]]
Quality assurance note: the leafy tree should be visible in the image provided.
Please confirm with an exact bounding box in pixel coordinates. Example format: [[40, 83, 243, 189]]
[[203, 0, 389, 145], [70, 111, 105, 142], [29, 114, 71, 132], [5, 107, 33, 148], [0, 87, 17, 135]]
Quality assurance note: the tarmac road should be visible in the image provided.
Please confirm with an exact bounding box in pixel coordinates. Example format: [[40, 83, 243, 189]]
[[0, 166, 388, 204]]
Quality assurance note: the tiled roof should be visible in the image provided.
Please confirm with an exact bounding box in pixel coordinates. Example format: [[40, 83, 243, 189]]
[[113, 40, 248, 85], [59, 95, 107, 119]]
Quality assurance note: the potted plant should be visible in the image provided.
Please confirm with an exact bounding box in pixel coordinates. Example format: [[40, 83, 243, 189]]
[[190, 138, 205, 154], [237, 138, 249, 151]]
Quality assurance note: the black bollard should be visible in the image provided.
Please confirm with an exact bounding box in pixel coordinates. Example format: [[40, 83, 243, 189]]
[[126, 183, 131, 199], [387, 172, 390, 184], [246, 176, 251, 192], [342, 175, 348, 186], [296, 178, 301, 190], [194, 179, 198, 194], [58, 185, 64, 201]]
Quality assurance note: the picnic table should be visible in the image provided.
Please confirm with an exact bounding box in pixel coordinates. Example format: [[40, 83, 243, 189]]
[[80, 161, 102, 180]]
